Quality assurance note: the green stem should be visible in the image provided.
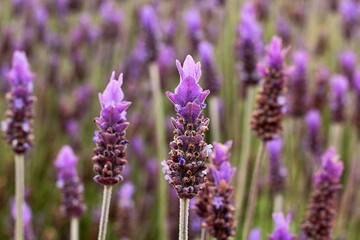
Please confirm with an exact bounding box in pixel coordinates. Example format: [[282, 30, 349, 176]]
[[200, 228, 208, 240], [71, 217, 79, 240], [98, 185, 112, 240], [234, 87, 256, 232], [330, 123, 342, 150], [15, 154, 25, 240], [149, 62, 168, 240], [179, 198, 189, 240], [242, 143, 265, 240], [209, 96, 220, 141]]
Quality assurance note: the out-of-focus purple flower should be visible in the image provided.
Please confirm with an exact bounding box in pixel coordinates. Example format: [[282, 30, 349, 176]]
[[210, 140, 232, 167], [139, 4, 159, 62], [249, 228, 261, 240], [100, 0, 123, 41], [269, 212, 296, 240], [92, 72, 131, 186], [353, 70, 360, 137], [339, 0, 360, 39], [288, 50, 309, 117], [251, 36, 289, 141], [329, 75, 348, 123], [198, 41, 222, 94], [55, 145, 86, 218], [266, 138, 287, 194], [157, 44, 176, 85], [10, 199, 34, 240], [235, 2, 263, 88], [2, 51, 35, 154], [276, 17, 292, 46], [73, 83, 93, 119], [305, 110, 323, 157], [211, 161, 236, 185], [254, 0, 270, 20], [185, 8, 203, 51], [71, 14, 99, 49], [302, 148, 344, 239], [163, 55, 210, 199], [310, 66, 330, 110], [339, 50, 356, 87], [117, 182, 137, 239]]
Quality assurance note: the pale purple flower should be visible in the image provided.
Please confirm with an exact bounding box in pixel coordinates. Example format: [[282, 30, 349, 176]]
[[269, 213, 296, 240], [329, 75, 348, 123]]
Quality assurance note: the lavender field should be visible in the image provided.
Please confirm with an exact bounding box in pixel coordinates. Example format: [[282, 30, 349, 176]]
[[0, 0, 359, 239]]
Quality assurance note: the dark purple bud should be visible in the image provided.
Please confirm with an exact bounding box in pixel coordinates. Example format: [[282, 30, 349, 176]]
[[276, 17, 292, 46], [185, 8, 203, 51], [302, 148, 344, 239], [100, 0, 123, 41], [269, 213, 296, 240], [310, 66, 330, 110], [164, 55, 210, 199], [92, 72, 131, 186], [339, 0, 360, 39], [2, 51, 35, 154], [339, 50, 356, 87], [198, 41, 222, 94], [55, 145, 86, 218], [266, 138, 287, 194], [251, 37, 289, 141], [139, 4, 159, 62], [329, 75, 348, 123], [288, 50, 309, 117], [305, 110, 323, 157]]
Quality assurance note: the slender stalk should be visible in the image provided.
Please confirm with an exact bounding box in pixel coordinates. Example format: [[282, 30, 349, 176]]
[[235, 87, 256, 228], [71, 217, 79, 240], [15, 154, 25, 240], [149, 62, 168, 240], [98, 185, 113, 240], [273, 193, 284, 213], [200, 228, 208, 240], [242, 143, 265, 240], [330, 123, 342, 150], [209, 96, 220, 141], [179, 198, 189, 240]]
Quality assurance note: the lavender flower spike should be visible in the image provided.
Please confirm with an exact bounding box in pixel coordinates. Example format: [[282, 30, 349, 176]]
[[139, 5, 159, 62], [93, 72, 131, 185], [269, 212, 296, 240], [329, 75, 348, 123], [267, 138, 287, 194], [2, 51, 35, 154], [339, 50, 356, 87], [302, 148, 344, 239], [251, 36, 289, 141], [55, 145, 86, 218], [164, 55, 210, 199], [305, 110, 323, 157]]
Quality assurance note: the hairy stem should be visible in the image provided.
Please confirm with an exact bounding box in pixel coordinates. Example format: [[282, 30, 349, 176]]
[[71, 217, 79, 240], [98, 185, 112, 240], [179, 198, 189, 240], [15, 154, 25, 240], [149, 62, 168, 240], [242, 143, 265, 239]]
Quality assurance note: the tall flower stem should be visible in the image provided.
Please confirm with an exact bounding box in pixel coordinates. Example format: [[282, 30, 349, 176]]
[[242, 143, 265, 239], [98, 185, 112, 240], [209, 96, 220, 141], [235, 87, 256, 228], [273, 193, 284, 212], [330, 123, 342, 149], [200, 228, 208, 240], [149, 62, 168, 240], [15, 154, 25, 240], [179, 198, 189, 240], [71, 217, 79, 240]]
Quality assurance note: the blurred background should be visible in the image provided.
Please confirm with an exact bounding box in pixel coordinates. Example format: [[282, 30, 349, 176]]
[[0, 0, 360, 239]]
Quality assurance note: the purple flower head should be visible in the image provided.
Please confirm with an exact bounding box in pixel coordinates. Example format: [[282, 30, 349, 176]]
[[118, 182, 135, 208], [249, 228, 261, 240], [260, 36, 288, 73], [339, 0, 360, 39], [93, 72, 131, 186], [354, 70, 360, 92], [276, 17, 291, 45], [185, 8, 203, 51], [339, 50, 356, 85], [267, 138, 287, 193], [292, 50, 308, 76], [211, 161, 236, 185], [166, 55, 210, 122], [210, 140, 232, 167], [139, 4, 159, 61], [306, 110, 321, 136], [269, 212, 296, 240], [7, 51, 34, 89], [11, 200, 32, 227], [100, 1, 123, 25], [314, 147, 344, 185], [330, 75, 348, 122], [55, 145, 77, 172]]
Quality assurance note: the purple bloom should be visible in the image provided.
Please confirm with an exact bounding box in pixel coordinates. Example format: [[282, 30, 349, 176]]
[[249, 228, 261, 240], [185, 8, 203, 51], [339, 50, 356, 87], [211, 161, 236, 185], [329, 75, 348, 123], [266, 138, 287, 194], [55, 145, 86, 218], [100, 0, 123, 41], [339, 0, 360, 39], [310, 66, 330, 110], [269, 212, 296, 240], [198, 41, 222, 94], [302, 148, 344, 239], [2, 51, 35, 154], [116, 182, 137, 238], [210, 140, 232, 167], [10, 199, 34, 240], [305, 110, 323, 156], [288, 50, 309, 117], [163, 55, 210, 199], [139, 4, 159, 62], [251, 36, 289, 141], [276, 17, 292, 46], [118, 182, 135, 209], [353, 70, 360, 137], [235, 2, 263, 87], [92, 72, 131, 185]]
